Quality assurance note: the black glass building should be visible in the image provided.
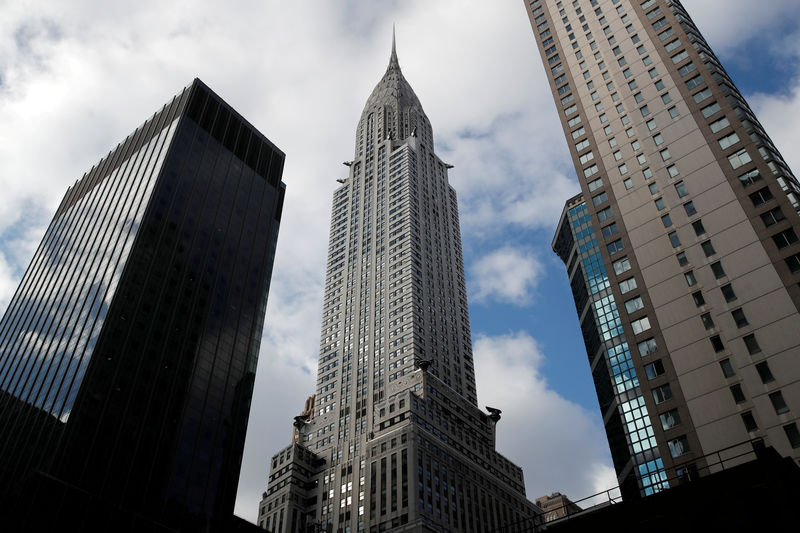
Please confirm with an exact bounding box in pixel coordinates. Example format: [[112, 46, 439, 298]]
[[0, 79, 285, 532]]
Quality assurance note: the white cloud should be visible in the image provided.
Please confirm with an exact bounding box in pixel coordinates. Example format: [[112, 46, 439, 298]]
[[1, 0, 799, 526], [474, 331, 615, 503], [470, 245, 545, 306], [681, 0, 800, 54], [749, 79, 800, 176]]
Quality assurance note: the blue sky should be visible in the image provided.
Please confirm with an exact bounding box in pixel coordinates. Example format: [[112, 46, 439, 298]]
[[1, 0, 799, 523]]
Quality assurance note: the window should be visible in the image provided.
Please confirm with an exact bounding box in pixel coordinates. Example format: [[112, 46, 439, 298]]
[[701, 240, 716, 257], [626, 127, 635, 138], [710, 335, 724, 352], [760, 207, 785, 227], [646, 6, 662, 19], [634, 91, 644, 103], [692, 291, 705, 306], [721, 284, 737, 302], [653, 133, 664, 146], [677, 62, 696, 76], [580, 151, 595, 164], [756, 362, 775, 383], [602, 222, 619, 238], [664, 39, 681, 53], [597, 206, 613, 222], [584, 164, 599, 177], [684, 270, 697, 286], [643, 167, 653, 179], [667, 165, 680, 178], [784, 423, 800, 449], [692, 220, 707, 235], [657, 26, 674, 41], [785, 253, 800, 273], [693, 88, 712, 103], [661, 92, 673, 104], [576, 138, 590, 151], [660, 148, 671, 161], [644, 359, 665, 379], [668, 436, 690, 458], [728, 149, 752, 169], [619, 163, 628, 175], [631, 316, 651, 334], [619, 277, 637, 293], [588, 177, 604, 192], [773, 228, 799, 250], [684, 201, 697, 216], [640, 105, 651, 117], [609, 137, 618, 148], [710, 261, 726, 279], [677, 252, 688, 266], [650, 184, 661, 196], [701, 102, 721, 118], [660, 408, 681, 430], [730, 384, 746, 404], [565, 104, 578, 116], [668, 106, 680, 118], [628, 79, 638, 90], [743, 334, 761, 354], [718, 132, 740, 150], [654, 79, 665, 91], [661, 214, 673, 227], [741, 412, 758, 432], [652, 17, 668, 30], [623, 177, 633, 189], [608, 239, 624, 255], [719, 359, 735, 378], [671, 50, 689, 64], [685, 75, 704, 90], [675, 181, 688, 197], [738, 169, 762, 187], [700, 312, 715, 330], [769, 391, 790, 414], [625, 296, 644, 314], [732, 308, 748, 328], [571, 126, 586, 139], [709, 117, 730, 133], [638, 337, 658, 356], [593, 191, 608, 206], [669, 231, 682, 248], [568, 115, 582, 127], [613, 256, 631, 274], [653, 384, 673, 404]]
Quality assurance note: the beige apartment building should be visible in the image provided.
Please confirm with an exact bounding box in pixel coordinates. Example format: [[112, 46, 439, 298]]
[[526, 0, 800, 499]]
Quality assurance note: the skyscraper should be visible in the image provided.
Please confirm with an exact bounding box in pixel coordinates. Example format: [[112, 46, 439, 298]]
[[524, 0, 800, 498], [0, 79, 286, 532], [259, 35, 539, 532]]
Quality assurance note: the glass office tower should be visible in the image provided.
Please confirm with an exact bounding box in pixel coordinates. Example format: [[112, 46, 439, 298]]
[[258, 35, 540, 533], [0, 79, 285, 532], [527, 0, 800, 499]]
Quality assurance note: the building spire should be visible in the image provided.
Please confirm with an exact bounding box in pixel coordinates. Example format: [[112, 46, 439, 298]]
[[389, 24, 399, 69]]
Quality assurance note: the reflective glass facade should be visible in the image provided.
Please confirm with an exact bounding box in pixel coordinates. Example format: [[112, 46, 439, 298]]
[[0, 79, 285, 532], [555, 197, 668, 497]]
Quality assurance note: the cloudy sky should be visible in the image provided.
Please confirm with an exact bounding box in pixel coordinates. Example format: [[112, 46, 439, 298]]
[[1, 0, 799, 524]]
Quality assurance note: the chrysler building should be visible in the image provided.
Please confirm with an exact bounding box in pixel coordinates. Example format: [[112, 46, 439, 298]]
[[258, 34, 540, 532]]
